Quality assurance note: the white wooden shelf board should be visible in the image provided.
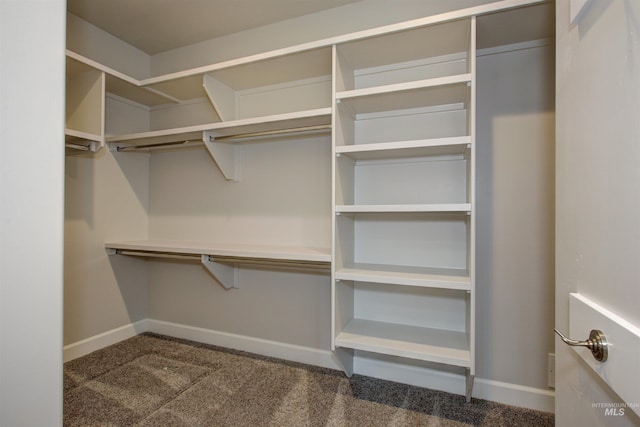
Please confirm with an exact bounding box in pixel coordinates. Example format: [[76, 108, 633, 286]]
[[338, 80, 470, 115], [335, 136, 471, 161], [65, 128, 102, 143], [336, 73, 472, 101], [336, 263, 470, 290], [67, 50, 178, 106], [335, 319, 471, 367], [336, 203, 471, 213], [105, 240, 331, 263], [106, 108, 331, 147], [105, 74, 177, 106]]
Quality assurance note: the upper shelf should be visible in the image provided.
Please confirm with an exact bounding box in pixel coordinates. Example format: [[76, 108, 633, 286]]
[[67, 0, 551, 110], [152, 47, 333, 107], [106, 107, 332, 148]]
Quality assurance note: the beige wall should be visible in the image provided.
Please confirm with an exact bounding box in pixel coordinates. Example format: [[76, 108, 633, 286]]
[[64, 149, 150, 345], [476, 44, 555, 389]]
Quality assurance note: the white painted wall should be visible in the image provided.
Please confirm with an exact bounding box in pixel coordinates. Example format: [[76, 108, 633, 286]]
[[64, 97, 151, 348], [0, 0, 65, 425], [476, 43, 555, 390], [64, 149, 150, 346]]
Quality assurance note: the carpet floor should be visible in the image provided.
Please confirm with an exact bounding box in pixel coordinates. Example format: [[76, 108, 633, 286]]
[[64, 333, 554, 426]]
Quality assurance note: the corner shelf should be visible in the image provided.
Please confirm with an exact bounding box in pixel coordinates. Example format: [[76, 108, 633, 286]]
[[106, 240, 331, 290]]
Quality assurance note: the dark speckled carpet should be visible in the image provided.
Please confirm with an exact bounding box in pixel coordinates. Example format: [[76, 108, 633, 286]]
[[64, 333, 554, 426]]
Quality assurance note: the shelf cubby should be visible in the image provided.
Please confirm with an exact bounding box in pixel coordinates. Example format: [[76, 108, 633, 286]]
[[335, 319, 471, 367], [335, 212, 470, 272], [66, 56, 105, 151], [333, 280, 470, 366], [335, 263, 470, 290], [200, 47, 333, 122], [334, 18, 472, 93]]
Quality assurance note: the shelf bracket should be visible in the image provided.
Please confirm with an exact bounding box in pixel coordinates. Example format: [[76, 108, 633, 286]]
[[203, 130, 241, 182], [203, 74, 236, 122], [201, 255, 239, 290]]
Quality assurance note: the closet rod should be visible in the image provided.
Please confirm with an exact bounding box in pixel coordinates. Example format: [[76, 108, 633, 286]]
[[114, 250, 330, 270], [116, 250, 200, 261], [65, 143, 91, 151], [115, 124, 331, 152]]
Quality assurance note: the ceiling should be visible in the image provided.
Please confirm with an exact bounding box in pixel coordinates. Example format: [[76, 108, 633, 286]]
[[67, 0, 362, 55]]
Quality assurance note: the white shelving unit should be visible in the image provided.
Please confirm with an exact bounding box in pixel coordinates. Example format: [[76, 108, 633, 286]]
[[332, 16, 477, 401], [63, 0, 554, 403]]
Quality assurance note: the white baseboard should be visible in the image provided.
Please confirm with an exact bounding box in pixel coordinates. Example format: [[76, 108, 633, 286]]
[[146, 319, 342, 371], [63, 320, 148, 362], [63, 319, 554, 413], [354, 354, 555, 413]]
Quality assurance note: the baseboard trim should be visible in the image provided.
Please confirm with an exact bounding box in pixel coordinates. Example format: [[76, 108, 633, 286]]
[[63, 319, 554, 413], [354, 355, 554, 413], [146, 319, 342, 371], [63, 320, 148, 362]]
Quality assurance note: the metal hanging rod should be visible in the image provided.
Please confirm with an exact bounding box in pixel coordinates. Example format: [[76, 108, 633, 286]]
[[116, 140, 194, 152], [213, 124, 330, 141], [115, 124, 331, 152], [114, 249, 330, 270], [65, 143, 91, 151]]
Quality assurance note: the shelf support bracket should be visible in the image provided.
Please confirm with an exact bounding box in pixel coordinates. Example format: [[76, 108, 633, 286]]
[[201, 255, 239, 290], [203, 130, 240, 182]]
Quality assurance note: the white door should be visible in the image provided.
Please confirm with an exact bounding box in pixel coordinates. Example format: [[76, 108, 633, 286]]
[[556, 1, 640, 426]]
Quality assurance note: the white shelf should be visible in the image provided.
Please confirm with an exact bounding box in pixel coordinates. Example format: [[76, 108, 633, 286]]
[[336, 73, 472, 102], [337, 76, 471, 115], [106, 108, 332, 147], [105, 240, 331, 264], [336, 203, 471, 213], [335, 136, 471, 161], [65, 128, 102, 144], [335, 319, 471, 367], [335, 263, 470, 290]]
